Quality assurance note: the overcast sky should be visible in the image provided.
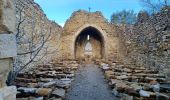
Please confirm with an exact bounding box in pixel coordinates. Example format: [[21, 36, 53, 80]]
[[34, 0, 143, 26]]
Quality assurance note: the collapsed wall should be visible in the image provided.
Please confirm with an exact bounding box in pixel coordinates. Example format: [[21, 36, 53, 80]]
[[0, 0, 63, 88], [14, 0, 62, 70], [125, 7, 170, 74]]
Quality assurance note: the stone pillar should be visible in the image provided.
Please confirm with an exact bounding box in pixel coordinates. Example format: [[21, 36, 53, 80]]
[[0, 0, 16, 87]]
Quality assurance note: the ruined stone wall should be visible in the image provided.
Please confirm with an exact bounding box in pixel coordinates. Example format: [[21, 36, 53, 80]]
[[14, 0, 62, 69], [61, 10, 124, 60], [0, 0, 16, 87], [126, 7, 170, 74], [0, 0, 63, 88]]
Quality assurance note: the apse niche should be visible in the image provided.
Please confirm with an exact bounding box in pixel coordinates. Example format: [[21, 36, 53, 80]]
[[74, 26, 104, 60]]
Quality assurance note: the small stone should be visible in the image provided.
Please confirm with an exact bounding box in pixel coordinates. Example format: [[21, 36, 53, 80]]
[[121, 93, 133, 100], [36, 88, 52, 96], [150, 83, 160, 92], [123, 68, 131, 73], [52, 88, 65, 98], [116, 75, 128, 80], [112, 88, 119, 97], [56, 79, 71, 88], [18, 87, 37, 93], [131, 83, 142, 90], [104, 71, 115, 80], [101, 63, 110, 70], [139, 90, 150, 97], [149, 80, 158, 85], [125, 88, 139, 96], [142, 84, 150, 90], [42, 81, 56, 88], [28, 83, 38, 88]]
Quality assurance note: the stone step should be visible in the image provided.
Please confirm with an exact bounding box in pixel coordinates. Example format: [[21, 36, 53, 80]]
[[100, 61, 169, 100]]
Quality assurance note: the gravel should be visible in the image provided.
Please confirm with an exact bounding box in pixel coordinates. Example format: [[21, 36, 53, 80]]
[[66, 64, 119, 100]]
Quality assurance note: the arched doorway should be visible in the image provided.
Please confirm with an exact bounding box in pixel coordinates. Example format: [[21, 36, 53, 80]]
[[74, 26, 105, 60]]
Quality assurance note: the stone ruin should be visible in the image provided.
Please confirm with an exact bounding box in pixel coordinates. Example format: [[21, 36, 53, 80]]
[[0, 0, 170, 99], [60, 10, 126, 61]]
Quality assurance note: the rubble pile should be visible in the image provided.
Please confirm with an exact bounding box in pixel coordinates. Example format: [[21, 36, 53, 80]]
[[99, 61, 170, 100], [14, 60, 80, 100]]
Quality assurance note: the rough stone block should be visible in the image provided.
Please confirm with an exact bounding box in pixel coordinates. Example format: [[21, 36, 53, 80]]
[[0, 0, 15, 33], [36, 88, 52, 96], [0, 59, 12, 87], [0, 34, 17, 58], [0, 86, 17, 100], [52, 88, 65, 98]]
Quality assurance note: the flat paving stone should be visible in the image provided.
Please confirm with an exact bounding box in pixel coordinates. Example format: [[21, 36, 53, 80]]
[[66, 64, 119, 100]]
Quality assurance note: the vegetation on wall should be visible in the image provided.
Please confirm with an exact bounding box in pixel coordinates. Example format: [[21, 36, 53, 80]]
[[110, 10, 137, 25]]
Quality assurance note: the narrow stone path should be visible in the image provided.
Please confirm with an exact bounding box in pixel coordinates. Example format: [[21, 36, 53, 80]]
[[66, 64, 118, 100]]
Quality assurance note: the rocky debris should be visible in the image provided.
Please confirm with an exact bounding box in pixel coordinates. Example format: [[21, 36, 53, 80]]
[[15, 60, 80, 100], [99, 61, 170, 100], [129, 6, 170, 76]]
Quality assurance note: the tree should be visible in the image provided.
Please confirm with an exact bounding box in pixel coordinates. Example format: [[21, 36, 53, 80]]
[[140, 0, 170, 13], [111, 10, 137, 25], [6, 4, 59, 85]]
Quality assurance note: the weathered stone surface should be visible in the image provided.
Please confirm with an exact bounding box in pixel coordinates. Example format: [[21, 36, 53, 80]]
[[0, 34, 17, 58], [101, 61, 170, 99], [61, 10, 125, 60], [0, 0, 16, 33], [139, 90, 150, 97], [125, 6, 170, 74], [36, 88, 52, 96], [104, 70, 115, 80], [17, 87, 37, 94], [52, 88, 65, 98], [0, 59, 12, 87], [14, 60, 79, 99], [121, 93, 133, 100], [14, 0, 62, 70], [0, 86, 17, 100], [116, 75, 128, 80], [130, 83, 142, 91], [0, 0, 16, 88]]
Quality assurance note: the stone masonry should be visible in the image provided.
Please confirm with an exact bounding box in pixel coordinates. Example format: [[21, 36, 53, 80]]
[[14, 0, 62, 70], [61, 10, 126, 60], [0, 0, 16, 88]]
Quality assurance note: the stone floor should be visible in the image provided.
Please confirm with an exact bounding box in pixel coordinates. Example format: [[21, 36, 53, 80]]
[[66, 64, 118, 100]]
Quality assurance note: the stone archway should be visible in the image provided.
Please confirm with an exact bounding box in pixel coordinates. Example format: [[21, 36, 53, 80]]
[[61, 10, 122, 60], [74, 25, 105, 60]]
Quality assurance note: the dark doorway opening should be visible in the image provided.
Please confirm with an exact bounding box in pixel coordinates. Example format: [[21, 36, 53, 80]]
[[74, 26, 104, 59]]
